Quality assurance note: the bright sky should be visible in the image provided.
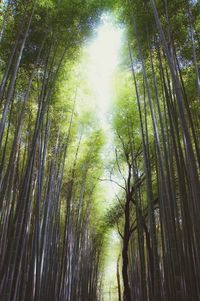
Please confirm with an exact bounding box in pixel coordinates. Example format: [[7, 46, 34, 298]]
[[84, 15, 124, 300], [82, 14, 124, 204], [85, 14, 123, 129]]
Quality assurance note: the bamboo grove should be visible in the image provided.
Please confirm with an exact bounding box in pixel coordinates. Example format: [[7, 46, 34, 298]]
[[0, 0, 110, 300], [0, 0, 200, 301], [107, 0, 200, 300]]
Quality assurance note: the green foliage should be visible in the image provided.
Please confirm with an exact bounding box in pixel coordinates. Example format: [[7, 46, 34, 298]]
[[104, 202, 124, 228]]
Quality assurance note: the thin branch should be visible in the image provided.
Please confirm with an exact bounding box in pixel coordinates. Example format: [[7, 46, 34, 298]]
[[115, 219, 124, 239], [98, 178, 126, 191], [114, 192, 125, 211], [115, 148, 127, 186]]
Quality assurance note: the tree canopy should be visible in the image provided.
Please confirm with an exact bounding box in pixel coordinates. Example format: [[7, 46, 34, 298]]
[[0, 0, 199, 300]]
